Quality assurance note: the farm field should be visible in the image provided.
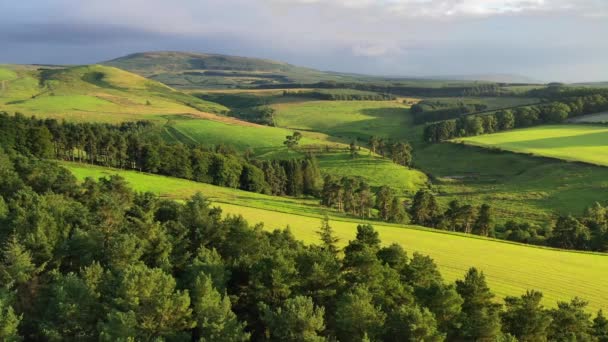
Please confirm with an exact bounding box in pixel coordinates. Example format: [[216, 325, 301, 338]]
[[272, 100, 415, 140], [454, 125, 608, 166], [162, 115, 428, 193], [270, 100, 608, 223], [64, 161, 608, 312], [0, 64, 227, 122]]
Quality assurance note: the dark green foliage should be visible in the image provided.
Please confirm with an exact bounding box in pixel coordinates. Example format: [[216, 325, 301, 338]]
[[548, 298, 594, 342], [454, 268, 502, 341], [423, 91, 608, 142], [410, 190, 441, 227], [501, 290, 552, 341], [0, 149, 603, 340]]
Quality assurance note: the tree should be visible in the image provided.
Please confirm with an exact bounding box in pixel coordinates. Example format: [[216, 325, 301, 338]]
[[501, 290, 551, 342], [191, 274, 249, 342], [375, 186, 395, 221], [0, 236, 36, 287], [473, 204, 493, 236], [454, 268, 502, 341], [335, 286, 386, 341], [0, 291, 20, 342], [593, 310, 608, 342], [384, 305, 445, 342], [410, 190, 440, 227], [390, 141, 413, 167], [317, 216, 339, 254], [548, 298, 593, 342], [284, 132, 302, 149], [549, 215, 591, 250], [349, 140, 358, 158], [100, 264, 194, 340], [261, 295, 326, 342]]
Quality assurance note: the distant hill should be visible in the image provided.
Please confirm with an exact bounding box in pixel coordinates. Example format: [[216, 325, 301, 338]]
[[0, 64, 227, 122], [425, 73, 542, 84], [102, 51, 356, 88]]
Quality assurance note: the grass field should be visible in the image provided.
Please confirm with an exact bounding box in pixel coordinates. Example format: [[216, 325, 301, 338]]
[[455, 125, 608, 167], [0, 65, 227, 122], [272, 100, 414, 140], [64, 162, 608, 312], [162, 115, 428, 193]]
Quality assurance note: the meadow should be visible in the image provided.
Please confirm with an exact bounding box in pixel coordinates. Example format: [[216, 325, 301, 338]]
[[0, 65, 227, 122], [270, 99, 608, 224], [64, 161, 608, 312], [163, 115, 428, 193], [455, 125, 608, 167]]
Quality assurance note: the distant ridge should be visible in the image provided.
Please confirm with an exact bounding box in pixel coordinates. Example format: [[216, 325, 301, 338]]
[[424, 73, 542, 84]]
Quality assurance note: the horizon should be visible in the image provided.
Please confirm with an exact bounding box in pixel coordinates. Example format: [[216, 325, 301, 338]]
[[1, 1, 607, 83]]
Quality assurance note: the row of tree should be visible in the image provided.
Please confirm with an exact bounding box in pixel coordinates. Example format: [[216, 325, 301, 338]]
[[424, 93, 608, 142], [0, 149, 606, 341], [409, 190, 608, 252], [411, 101, 489, 124], [282, 90, 396, 101], [367, 137, 413, 167], [0, 112, 322, 197]]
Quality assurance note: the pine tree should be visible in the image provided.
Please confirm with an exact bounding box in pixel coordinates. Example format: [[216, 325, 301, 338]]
[[317, 216, 340, 254]]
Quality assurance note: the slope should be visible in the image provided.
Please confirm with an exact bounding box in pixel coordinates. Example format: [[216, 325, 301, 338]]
[[0, 64, 227, 122]]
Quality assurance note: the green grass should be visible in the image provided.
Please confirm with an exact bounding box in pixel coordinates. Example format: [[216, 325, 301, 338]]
[[0, 64, 227, 122], [63, 161, 608, 312], [272, 100, 413, 140], [163, 115, 428, 193], [455, 125, 608, 167], [570, 112, 608, 123]]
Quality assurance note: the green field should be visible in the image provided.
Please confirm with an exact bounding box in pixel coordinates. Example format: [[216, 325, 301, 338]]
[[64, 162, 608, 312], [570, 112, 608, 123], [163, 115, 428, 193], [0, 64, 227, 122], [455, 125, 608, 167], [272, 100, 414, 140]]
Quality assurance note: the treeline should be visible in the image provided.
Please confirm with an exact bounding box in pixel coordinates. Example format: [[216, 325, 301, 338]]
[[192, 93, 275, 126], [409, 190, 608, 252], [255, 81, 514, 97], [0, 112, 319, 197], [411, 101, 489, 124], [368, 136, 413, 166], [424, 93, 608, 142], [282, 90, 396, 101], [0, 150, 606, 341]]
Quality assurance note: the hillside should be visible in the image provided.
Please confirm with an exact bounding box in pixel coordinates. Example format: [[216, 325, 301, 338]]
[[65, 161, 608, 312], [102, 51, 354, 88], [0, 64, 227, 122]]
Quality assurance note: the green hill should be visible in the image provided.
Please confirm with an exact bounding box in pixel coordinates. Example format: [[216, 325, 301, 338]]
[[102, 51, 350, 88], [0, 64, 227, 122]]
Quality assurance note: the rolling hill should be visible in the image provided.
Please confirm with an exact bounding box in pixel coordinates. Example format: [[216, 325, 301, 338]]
[[102, 51, 355, 88], [0, 64, 227, 122]]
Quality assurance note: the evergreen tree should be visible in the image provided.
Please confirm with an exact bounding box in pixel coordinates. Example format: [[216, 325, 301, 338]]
[[261, 295, 326, 342], [501, 290, 551, 342]]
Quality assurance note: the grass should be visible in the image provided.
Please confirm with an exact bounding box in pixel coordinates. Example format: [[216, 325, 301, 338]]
[[455, 125, 608, 167], [0, 65, 227, 123], [162, 115, 428, 193], [272, 100, 414, 141], [63, 161, 608, 312], [570, 112, 608, 123]]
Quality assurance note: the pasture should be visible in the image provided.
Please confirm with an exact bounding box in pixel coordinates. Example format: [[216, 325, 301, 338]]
[[163, 116, 428, 193], [64, 162, 608, 312], [0, 65, 227, 122], [455, 125, 608, 166]]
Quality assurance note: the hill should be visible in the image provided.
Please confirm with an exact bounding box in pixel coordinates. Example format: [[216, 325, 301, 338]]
[[102, 51, 355, 88], [64, 161, 608, 312], [0, 64, 227, 122]]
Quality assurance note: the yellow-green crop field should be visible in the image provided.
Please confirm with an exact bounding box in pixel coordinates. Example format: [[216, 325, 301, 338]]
[[64, 162, 608, 312], [455, 125, 608, 166]]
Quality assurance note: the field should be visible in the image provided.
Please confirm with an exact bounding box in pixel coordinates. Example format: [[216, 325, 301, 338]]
[[162, 115, 428, 193], [0, 64, 227, 122], [272, 100, 414, 140], [270, 99, 608, 223], [455, 125, 608, 167], [64, 162, 608, 312]]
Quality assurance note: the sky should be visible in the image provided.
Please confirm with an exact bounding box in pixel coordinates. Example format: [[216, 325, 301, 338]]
[[1, 0, 607, 82]]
